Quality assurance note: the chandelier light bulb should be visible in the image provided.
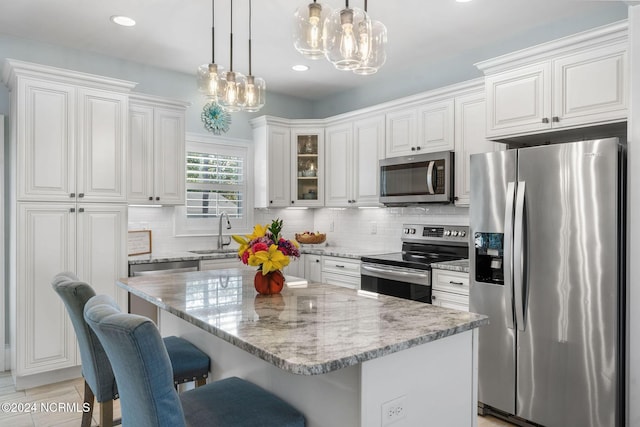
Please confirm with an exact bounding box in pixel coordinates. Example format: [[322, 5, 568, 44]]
[[219, 71, 246, 112], [324, 5, 369, 70], [293, 2, 332, 60], [353, 19, 387, 75]]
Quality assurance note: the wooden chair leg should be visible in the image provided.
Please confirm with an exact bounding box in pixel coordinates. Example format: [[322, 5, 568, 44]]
[[196, 378, 207, 387], [81, 380, 94, 427], [99, 399, 113, 427]]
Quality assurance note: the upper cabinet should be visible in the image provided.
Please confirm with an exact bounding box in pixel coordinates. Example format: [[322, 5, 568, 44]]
[[292, 127, 324, 207], [128, 94, 189, 205], [252, 117, 325, 208], [325, 114, 384, 207], [3, 61, 135, 203], [385, 99, 454, 158], [478, 21, 627, 139]]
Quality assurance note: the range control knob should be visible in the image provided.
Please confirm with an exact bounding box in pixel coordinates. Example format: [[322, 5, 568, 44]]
[[410, 228, 416, 234], [404, 228, 410, 234], [459, 231, 466, 237], [451, 230, 459, 237], [443, 230, 451, 236]]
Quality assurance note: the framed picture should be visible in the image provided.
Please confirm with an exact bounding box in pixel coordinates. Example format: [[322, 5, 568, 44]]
[[128, 230, 152, 256]]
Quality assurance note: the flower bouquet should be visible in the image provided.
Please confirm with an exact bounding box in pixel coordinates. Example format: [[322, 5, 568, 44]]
[[232, 219, 300, 294]]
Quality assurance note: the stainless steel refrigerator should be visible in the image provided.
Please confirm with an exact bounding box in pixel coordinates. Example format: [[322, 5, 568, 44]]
[[469, 138, 625, 427]]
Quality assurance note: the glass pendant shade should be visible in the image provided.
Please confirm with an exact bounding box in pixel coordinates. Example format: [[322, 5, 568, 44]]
[[219, 71, 247, 112], [197, 63, 225, 99], [353, 19, 387, 75], [324, 6, 370, 71], [293, 2, 332, 60], [242, 75, 266, 112]]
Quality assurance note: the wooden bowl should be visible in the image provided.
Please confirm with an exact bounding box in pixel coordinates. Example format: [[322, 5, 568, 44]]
[[295, 233, 326, 244]]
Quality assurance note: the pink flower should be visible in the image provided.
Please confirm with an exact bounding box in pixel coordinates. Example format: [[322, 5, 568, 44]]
[[251, 242, 269, 254]]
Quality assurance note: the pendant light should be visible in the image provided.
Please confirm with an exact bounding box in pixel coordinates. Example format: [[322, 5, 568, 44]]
[[219, 0, 246, 112], [243, 0, 266, 112], [293, 1, 332, 60], [353, 0, 387, 75], [324, 0, 371, 71], [196, 0, 224, 99]]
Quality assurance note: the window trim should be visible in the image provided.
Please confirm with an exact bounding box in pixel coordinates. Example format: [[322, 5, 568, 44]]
[[174, 133, 254, 237]]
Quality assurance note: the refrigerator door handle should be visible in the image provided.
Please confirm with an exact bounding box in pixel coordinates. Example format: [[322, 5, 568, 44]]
[[513, 180, 526, 331], [504, 181, 516, 330], [426, 160, 435, 194]]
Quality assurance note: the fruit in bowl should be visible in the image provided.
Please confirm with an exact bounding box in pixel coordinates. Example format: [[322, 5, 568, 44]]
[[295, 231, 326, 244]]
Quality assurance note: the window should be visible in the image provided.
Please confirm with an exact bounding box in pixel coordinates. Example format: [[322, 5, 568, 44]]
[[175, 134, 253, 236]]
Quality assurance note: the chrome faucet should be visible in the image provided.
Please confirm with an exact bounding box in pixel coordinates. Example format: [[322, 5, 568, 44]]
[[217, 212, 232, 249]]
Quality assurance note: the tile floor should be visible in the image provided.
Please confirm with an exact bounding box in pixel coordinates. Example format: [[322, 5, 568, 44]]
[[0, 371, 513, 426]]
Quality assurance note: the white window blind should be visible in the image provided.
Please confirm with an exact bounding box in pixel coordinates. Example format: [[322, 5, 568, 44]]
[[186, 151, 244, 219]]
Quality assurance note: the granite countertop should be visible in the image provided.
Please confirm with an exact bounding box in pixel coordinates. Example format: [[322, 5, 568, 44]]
[[431, 259, 470, 273], [129, 246, 388, 264], [117, 268, 487, 376]]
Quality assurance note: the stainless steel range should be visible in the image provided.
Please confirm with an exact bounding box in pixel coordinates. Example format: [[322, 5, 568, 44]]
[[360, 224, 469, 303]]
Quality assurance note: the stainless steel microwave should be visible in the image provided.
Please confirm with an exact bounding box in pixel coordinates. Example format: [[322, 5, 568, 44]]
[[379, 151, 454, 205]]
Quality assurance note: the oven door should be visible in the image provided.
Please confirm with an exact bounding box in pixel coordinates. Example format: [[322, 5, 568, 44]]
[[360, 263, 432, 303]]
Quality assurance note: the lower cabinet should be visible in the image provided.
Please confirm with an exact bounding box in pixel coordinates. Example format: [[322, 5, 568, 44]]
[[284, 253, 305, 279], [14, 202, 127, 381], [304, 254, 323, 283], [322, 256, 361, 290], [431, 269, 469, 311]]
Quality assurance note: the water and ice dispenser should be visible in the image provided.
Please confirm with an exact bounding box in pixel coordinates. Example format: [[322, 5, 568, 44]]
[[474, 232, 504, 284]]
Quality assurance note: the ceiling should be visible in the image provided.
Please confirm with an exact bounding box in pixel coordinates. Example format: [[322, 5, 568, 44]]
[[0, 0, 633, 101]]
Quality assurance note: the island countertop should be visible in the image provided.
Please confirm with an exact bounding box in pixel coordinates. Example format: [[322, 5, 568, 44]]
[[117, 269, 487, 376]]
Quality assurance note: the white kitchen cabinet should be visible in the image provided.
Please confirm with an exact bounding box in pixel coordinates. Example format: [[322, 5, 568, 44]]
[[291, 127, 324, 207], [454, 91, 504, 206], [325, 116, 384, 207], [322, 256, 361, 290], [284, 254, 305, 279], [479, 23, 627, 139], [431, 269, 469, 311], [128, 94, 188, 205], [5, 62, 134, 203], [304, 254, 323, 283], [15, 202, 127, 378], [386, 100, 454, 158]]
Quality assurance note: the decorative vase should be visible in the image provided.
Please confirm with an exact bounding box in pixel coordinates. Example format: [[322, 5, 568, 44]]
[[254, 270, 285, 295]]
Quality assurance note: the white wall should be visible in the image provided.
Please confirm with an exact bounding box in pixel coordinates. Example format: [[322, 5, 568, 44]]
[[627, 5, 639, 426]]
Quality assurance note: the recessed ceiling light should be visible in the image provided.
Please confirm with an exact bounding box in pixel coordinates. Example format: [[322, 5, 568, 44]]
[[110, 15, 136, 27], [292, 64, 309, 72]]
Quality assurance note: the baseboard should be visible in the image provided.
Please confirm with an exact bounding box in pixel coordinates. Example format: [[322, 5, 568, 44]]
[[13, 366, 82, 391], [3, 345, 9, 371]]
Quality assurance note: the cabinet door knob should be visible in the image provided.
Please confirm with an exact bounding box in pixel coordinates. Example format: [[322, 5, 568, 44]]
[[315, 259, 320, 263], [149, 196, 153, 201], [79, 208, 85, 213], [411, 147, 416, 151], [291, 200, 295, 204], [431, 295, 436, 300], [416, 146, 421, 151], [542, 118, 549, 124], [552, 116, 560, 123], [70, 208, 75, 213], [70, 193, 75, 198], [269, 200, 273, 204], [78, 193, 84, 198]]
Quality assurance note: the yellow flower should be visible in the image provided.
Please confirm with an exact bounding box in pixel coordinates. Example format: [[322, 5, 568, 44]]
[[247, 223, 268, 240], [231, 234, 249, 257], [249, 244, 291, 274]]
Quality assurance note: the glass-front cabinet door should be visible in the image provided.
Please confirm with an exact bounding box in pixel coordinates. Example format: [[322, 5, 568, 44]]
[[291, 128, 324, 207]]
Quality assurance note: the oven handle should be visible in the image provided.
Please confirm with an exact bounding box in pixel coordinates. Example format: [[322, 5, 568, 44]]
[[361, 264, 430, 286]]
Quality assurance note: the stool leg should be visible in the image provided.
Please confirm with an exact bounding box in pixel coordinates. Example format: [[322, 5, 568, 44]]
[[81, 380, 94, 427], [99, 399, 113, 427], [196, 378, 207, 387]]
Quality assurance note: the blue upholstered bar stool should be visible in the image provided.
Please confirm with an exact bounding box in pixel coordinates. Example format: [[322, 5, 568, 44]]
[[51, 273, 211, 427], [84, 294, 306, 427]]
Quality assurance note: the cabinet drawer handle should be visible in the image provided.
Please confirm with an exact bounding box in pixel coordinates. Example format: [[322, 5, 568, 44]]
[[542, 118, 549, 124], [449, 281, 464, 286], [335, 265, 345, 268]]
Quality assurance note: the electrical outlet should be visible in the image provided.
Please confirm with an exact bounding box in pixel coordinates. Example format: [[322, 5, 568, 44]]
[[370, 221, 377, 235], [329, 221, 334, 232], [381, 395, 406, 426]]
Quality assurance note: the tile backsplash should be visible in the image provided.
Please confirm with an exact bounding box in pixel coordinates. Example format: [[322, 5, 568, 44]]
[[129, 205, 469, 254]]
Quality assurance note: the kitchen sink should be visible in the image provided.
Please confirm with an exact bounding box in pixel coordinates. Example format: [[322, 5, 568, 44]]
[[188, 249, 237, 255]]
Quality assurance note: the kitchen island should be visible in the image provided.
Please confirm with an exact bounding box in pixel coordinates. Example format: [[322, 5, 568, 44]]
[[117, 269, 487, 427]]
